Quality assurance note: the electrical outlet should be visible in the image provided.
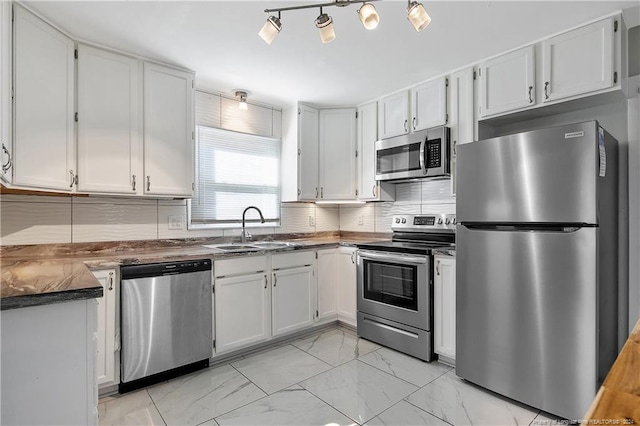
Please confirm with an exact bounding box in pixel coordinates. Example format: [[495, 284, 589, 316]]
[[358, 215, 364, 225], [308, 215, 315, 226], [168, 215, 184, 230]]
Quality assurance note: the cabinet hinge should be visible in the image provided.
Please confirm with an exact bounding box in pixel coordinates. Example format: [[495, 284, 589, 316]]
[[473, 70, 477, 80], [192, 182, 195, 191], [445, 113, 449, 123], [298, 148, 301, 156], [315, 252, 318, 259], [614, 20, 618, 32], [192, 131, 194, 140], [355, 150, 358, 158], [74, 112, 78, 122], [445, 78, 449, 87], [212, 284, 215, 293], [11, 6, 14, 22], [614, 72, 618, 84], [297, 188, 301, 196], [298, 108, 301, 115], [355, 111, 359, 119], [478, 68, 481, 77], [316, 310, 319, 318], [355, 189, 358, 196], [213, 339, 216, 349], [74, 49, 78, 59]]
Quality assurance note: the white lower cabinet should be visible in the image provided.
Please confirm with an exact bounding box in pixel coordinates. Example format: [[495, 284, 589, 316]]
[[92, 269, 118, 388], [316, 248, 337, 321], [336, 247, 357, 327], [434, 255, 456, 363], [272, 265, 315, 336]]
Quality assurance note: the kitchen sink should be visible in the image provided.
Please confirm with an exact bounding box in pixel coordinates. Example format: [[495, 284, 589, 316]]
[[202, 241, 300, 252]]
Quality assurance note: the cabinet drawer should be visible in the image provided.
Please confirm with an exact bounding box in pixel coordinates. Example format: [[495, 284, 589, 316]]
[[272, 251, 314, 270], [215, 256, 268, 278]]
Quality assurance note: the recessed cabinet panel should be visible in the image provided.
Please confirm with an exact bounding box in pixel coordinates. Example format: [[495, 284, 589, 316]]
[[92, 269, 118, 387], [412, 77, 447, 131], [336, 247, 357, 327], [143, 63, 194, 197], [272, 266, 315, 336], [378, 91, 410, 139], [543, 18, 614, 102], [77, 45, 140, 194], [298, 104, 319, 200], [319, 108, 356, 200], [13, 5, 75, 191], [317, 248, 337, 321], [434, 256, 456, 361], [479, 45, 535, 118]]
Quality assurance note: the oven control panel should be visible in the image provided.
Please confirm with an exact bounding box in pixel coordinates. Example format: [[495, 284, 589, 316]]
[[392, 214, 456, 232]]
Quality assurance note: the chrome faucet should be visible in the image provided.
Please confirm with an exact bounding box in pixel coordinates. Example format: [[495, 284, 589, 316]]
[[241, 206, 265, 243]]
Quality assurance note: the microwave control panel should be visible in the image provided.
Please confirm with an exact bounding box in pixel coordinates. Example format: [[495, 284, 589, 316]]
[[426, 140, 441, 168]]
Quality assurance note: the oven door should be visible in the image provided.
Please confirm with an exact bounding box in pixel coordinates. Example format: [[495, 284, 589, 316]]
[[357, 250, 430, 330]]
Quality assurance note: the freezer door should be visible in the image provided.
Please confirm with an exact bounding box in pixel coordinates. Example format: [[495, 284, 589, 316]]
[[457, 121, 598, 223], [121, 270, 213, 383], [456, 225, 599, 420]]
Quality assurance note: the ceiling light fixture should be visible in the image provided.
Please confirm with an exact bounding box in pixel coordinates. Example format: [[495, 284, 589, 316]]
[[258, 12, 282, 45], [259, 0, 431, 44], [407, 1, 431, 32], [233, 90, 250, 110]]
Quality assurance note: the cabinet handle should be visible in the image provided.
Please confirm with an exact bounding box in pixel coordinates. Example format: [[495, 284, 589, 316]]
[[108, 272, 114, 291], [544, 82, 549, 100], [436, 260, 440, 276], [453, 141, 457, 156], [372, 185, 376, 197], [412, 117, 416, 130], [1, 143, 11, 173], [351, 252, 355, 264], [69, 170, 76, 188], [273, 272, 277, 287], [146, 176, 151, 191], [132, 175, 136, 191], [264, 274, 267, 289], [403, 119, 408, 132], [320, 187, 324, 198], [528, 86, 533, 103]]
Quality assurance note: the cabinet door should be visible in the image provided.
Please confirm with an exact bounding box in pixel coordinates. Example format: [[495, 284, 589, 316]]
[[411, 77, 447, 131], [298, 104, 319, 200], [317, 248, 337, 320], [215, 272, 270, 353], [434, 256, 456, 360], [336, 247, 357, 326], [0, 1, 11, 184], [319, 108, 356, 200], [143, 62, 194, 197], [450, 68, 475, 196], [13, 5, 75, 191], [378, 90, 409, 139], [478, 45, 535, 118], [92, 269, 117, 386], [77, 45, 140, 194], [272, 266, 315, 336], [543, 17, 614, 103]]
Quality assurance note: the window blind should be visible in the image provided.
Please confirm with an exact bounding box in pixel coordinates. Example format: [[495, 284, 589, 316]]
[[190, 126, 281, 226]]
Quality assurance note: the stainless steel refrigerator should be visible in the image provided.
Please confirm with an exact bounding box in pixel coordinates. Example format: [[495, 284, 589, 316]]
[[456, 121, 619, 420]]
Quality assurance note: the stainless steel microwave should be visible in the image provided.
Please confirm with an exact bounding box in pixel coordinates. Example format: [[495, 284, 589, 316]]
[[375, 126, 450, 181]]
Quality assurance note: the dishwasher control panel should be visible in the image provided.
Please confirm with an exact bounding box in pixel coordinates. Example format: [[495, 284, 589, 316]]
[[121, 259, 212, 279]]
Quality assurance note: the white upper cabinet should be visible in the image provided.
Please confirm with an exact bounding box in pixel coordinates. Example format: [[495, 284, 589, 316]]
[[12, 5, 75, 191], [478, 45, 535, 118], [143, 62, 194, 197], [449, 67, 475, 196], [357, 102, 394, 202], [298, 104, 320, 200], [542, 17, 614, 102], [378, 90, 410, 139], [411, 77, 448, 131], [319, 108, 356, 200], [0, 1, 11, 184], [77, 45, 140, 194]]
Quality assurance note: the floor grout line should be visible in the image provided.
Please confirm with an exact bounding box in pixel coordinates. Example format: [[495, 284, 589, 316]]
[[145, 388, 168, 426], [402, 398, 456, 426]]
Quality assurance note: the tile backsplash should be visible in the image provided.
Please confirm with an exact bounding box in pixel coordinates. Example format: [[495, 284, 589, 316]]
[[0, 179, 453, 246]]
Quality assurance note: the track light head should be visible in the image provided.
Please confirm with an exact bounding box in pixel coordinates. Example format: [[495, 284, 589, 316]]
[[315, 10, 336, 44], [407, 1, 431, 32], [358, 3, 379, 30], [259, 14, 282, 44]]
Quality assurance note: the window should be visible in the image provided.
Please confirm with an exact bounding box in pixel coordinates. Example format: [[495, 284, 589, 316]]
[[190, 126, 281, 227]]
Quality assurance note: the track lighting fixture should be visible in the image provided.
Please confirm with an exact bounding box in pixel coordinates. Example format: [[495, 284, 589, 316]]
[[233, 90, 250, 110], [259, 0, 431, 44], [407, 1, 431, 32]]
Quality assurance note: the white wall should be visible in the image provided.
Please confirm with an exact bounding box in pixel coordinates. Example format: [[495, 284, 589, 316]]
[[340, 179, 455, 232], [0, 195, 339, 245]]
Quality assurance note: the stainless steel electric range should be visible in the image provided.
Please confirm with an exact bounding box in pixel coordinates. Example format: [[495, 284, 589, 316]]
[[356, 213, 456, 361]]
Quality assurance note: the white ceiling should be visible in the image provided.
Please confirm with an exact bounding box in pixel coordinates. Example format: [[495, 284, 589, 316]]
[[24, 1, 640, 108]]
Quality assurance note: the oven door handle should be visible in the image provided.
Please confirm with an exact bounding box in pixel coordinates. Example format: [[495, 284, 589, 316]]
[[358, 250, 428, 265]]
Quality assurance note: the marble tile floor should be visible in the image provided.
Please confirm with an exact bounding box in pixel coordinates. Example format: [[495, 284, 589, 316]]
[[98, 326, 559, 426]]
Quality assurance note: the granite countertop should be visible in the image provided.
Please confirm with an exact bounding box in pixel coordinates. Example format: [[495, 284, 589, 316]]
[[582, 317, 640, 424], [0, 232, 389, 311]]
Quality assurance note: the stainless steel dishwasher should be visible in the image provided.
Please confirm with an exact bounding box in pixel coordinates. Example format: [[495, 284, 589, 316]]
[[119, 259, 212, 393]]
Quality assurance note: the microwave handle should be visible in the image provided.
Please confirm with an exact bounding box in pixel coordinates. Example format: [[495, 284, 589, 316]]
[[419, 139, 426, 175]]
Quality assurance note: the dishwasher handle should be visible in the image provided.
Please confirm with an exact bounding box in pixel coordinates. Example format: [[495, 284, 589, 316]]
[[121, 259, 212, 280]]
